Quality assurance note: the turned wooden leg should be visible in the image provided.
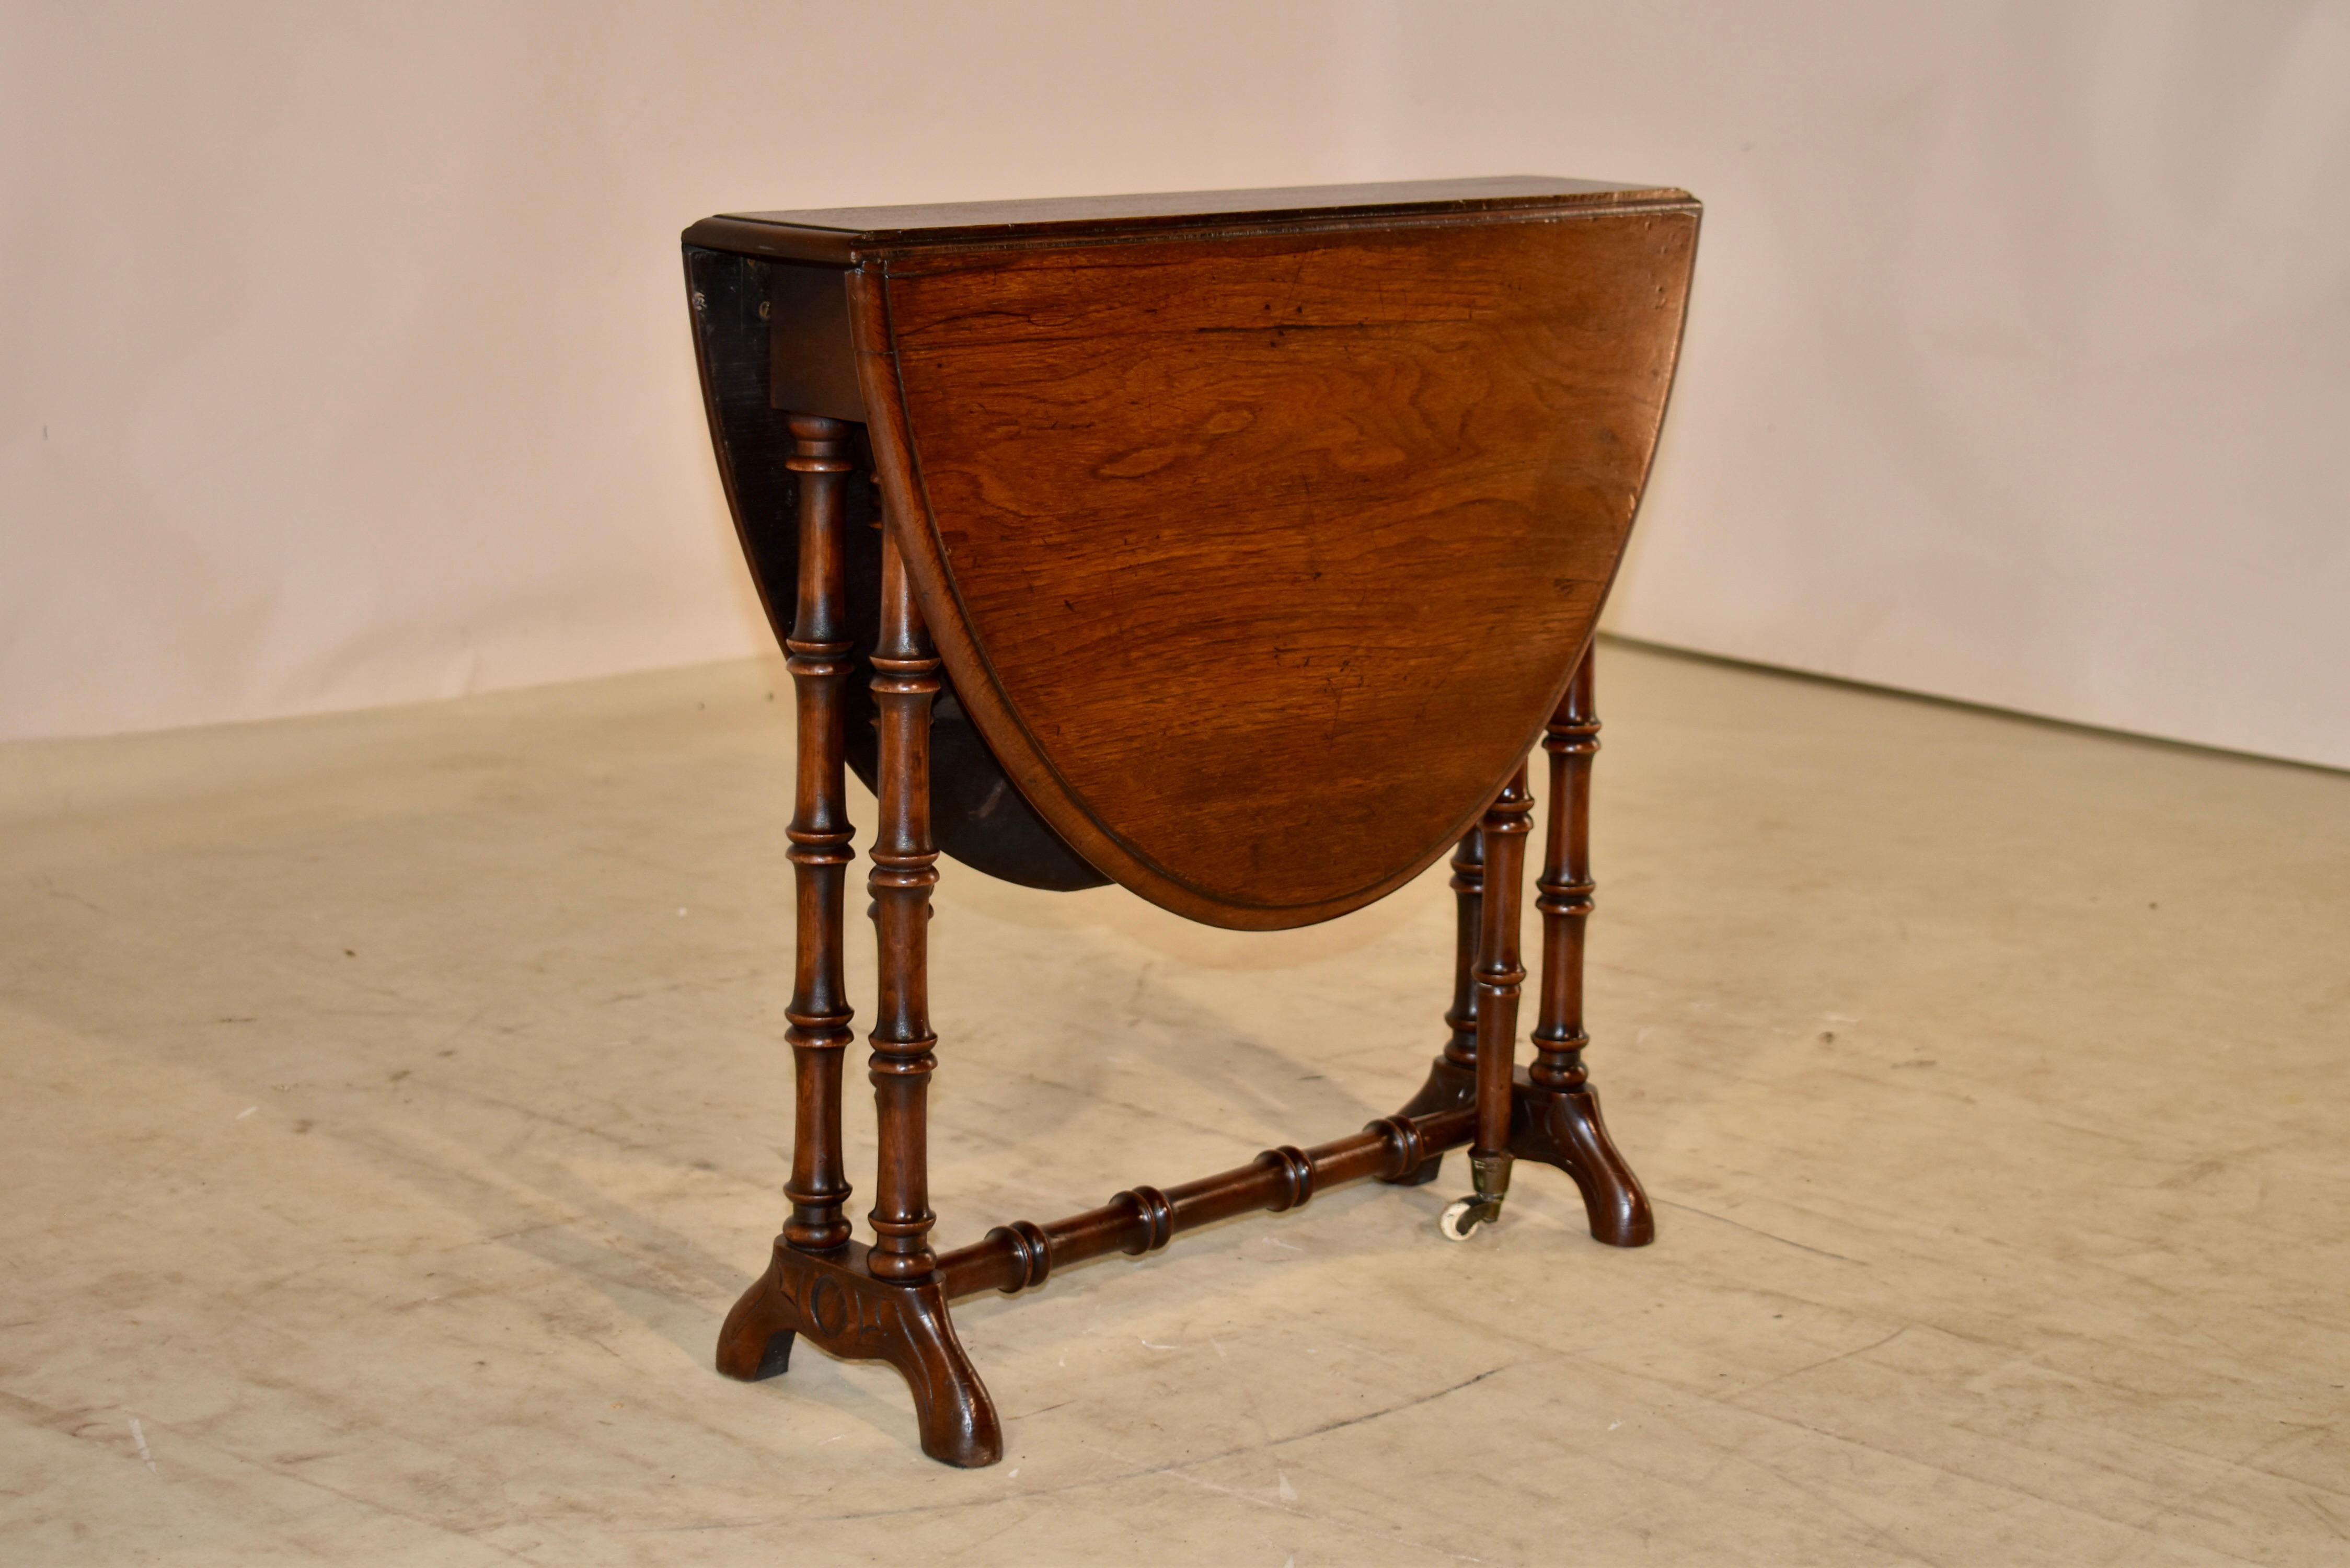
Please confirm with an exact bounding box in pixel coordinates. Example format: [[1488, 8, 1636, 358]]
[[717, 443, 1000, 1467], [780, 416, 859, 1256], [1442, 829, 1484, 1078], [718, 413, 858, 1388], [866, 516, 1001, 1461], [867, 523, 942, 1283], [1527, 648, 1654, 1246], [1439, 765, 1533, 1239], [1385, 828, 1481, 1186]]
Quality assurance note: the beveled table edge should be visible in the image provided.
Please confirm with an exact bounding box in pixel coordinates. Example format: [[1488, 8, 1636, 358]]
[[682, 176, 1700, 266]]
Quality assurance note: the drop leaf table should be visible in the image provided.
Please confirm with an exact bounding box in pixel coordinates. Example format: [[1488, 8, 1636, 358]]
[[681, 177, 1699, 1466]]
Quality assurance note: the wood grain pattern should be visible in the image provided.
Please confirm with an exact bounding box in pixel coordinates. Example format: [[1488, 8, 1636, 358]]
[[688, 249, 1108, 894], [860, 206, 1697, 927]]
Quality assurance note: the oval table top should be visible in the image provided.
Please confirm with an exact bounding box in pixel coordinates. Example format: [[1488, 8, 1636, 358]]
[[688, 179, 1699, 929]]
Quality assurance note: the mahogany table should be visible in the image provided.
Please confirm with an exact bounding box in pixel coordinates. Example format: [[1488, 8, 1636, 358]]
[[682, 177, 1699, 1466]]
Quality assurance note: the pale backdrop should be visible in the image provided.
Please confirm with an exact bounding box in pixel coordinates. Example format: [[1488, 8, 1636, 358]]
[[6, 2, 2346, 766]]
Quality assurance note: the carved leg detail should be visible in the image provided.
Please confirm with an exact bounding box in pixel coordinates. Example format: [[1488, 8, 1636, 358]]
[[718, 1241, 1003, 1467]]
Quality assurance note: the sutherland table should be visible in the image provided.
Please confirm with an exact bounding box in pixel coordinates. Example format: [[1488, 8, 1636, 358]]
[[681, 177, 1700, 1466]]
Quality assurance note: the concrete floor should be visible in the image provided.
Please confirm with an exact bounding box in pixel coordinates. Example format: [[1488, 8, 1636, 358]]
[[3, 640, 2346, 1566]]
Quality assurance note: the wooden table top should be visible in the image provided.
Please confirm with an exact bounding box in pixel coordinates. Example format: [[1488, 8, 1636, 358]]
[[685, 178, 1700, 928]]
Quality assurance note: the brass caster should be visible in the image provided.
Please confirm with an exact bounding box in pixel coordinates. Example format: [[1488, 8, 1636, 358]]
[[1437, 1150, 1513, 1241], [1438, 1194, 1502, 1241]]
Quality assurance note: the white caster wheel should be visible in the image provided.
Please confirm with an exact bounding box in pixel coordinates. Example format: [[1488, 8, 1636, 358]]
[[1439, 1195, 1500, 1241]]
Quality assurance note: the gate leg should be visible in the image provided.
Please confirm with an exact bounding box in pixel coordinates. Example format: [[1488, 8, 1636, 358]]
[[1439, 767, 1532, 1239], [1387, 644, 1654, 1246], [718, 462, 1001, 1467]]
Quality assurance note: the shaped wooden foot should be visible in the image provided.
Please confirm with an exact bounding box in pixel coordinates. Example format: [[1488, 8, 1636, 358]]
[[1523, 1079, 1653, 1247], [1389, 1056, 1653, 1247], [718, 1240, 1003, 1467]]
